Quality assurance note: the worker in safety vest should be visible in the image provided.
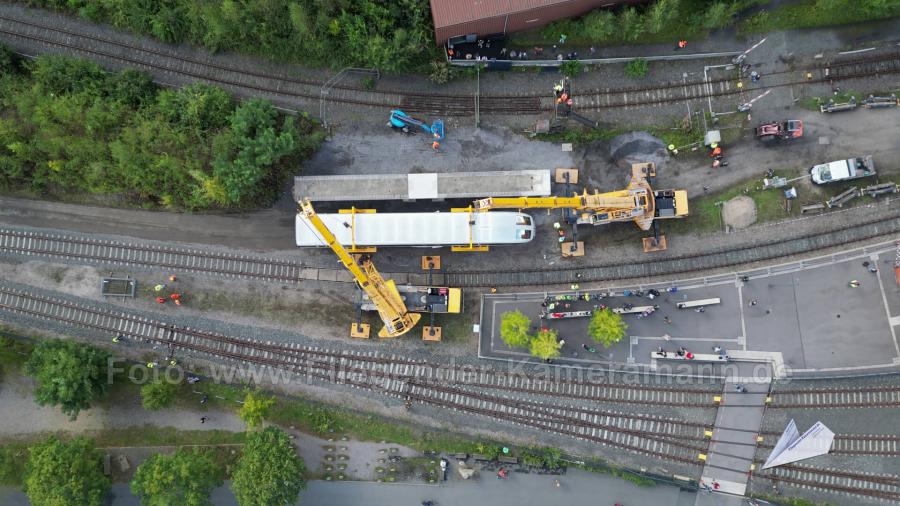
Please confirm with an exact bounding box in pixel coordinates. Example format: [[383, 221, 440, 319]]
[[710, 146, 722, 157]]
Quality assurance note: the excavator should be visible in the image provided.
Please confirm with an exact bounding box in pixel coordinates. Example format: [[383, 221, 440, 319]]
[[300, 199, 420, 338], [473, 163, 688, 252]]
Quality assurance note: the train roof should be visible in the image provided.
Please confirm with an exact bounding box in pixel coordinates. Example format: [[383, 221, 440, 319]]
[[296, 211, 534, 247]]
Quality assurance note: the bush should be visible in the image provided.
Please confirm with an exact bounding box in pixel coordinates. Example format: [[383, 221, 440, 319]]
[[428, 60, 451, 84], [588, 309, 628, 348], [559, 60, 583, 78], [624, 58, 649, 79], [239, 389, 275, 430], [141, 380, 178, 411]]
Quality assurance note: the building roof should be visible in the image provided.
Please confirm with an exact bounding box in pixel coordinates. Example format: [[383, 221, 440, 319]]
[[430, 0, 577, 29]]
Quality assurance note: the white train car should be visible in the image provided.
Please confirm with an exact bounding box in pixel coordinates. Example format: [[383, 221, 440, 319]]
[[295, 211, 534, 248]]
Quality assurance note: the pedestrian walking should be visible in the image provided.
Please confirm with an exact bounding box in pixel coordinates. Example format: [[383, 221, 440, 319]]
[[713, 346, 723, 353], [558, 34, 567, 44], [703, 185, 710, 193], [590, 46, 596, 55], [200, 416, 208, 424], [663, 316, 672, 324], [168, 275, 177, 282], [662, 333, 671, 341], [155, 296, 166, 304], [571, 283, 580, 291], [694, 307, 706, 313], [555, 479, 560, 488], [849, 280, 860, 288], [749, 299, 758, 306], [869, 266, 878, 273]]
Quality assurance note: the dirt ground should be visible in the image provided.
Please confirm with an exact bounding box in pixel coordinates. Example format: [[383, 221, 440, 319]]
[[721, 195, 757, 229]]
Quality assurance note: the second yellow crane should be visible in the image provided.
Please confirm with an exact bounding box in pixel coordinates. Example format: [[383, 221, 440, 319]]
[[300, 199, 420, 338]]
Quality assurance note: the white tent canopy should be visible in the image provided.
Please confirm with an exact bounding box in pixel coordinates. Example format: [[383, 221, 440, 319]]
[[762, 419, 834, 469]]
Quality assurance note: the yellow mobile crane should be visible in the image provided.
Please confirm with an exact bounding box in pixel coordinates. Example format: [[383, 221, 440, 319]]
[[473, 163, 688, 251], [300, 199, 421, 338]]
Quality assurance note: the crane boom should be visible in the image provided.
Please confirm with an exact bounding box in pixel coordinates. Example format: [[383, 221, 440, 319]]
[[472, 175, 676, 231], [300, 200, 420, 338]]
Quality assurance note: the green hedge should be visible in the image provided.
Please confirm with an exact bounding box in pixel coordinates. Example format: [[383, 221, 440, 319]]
[[0, 50, 323, 210]]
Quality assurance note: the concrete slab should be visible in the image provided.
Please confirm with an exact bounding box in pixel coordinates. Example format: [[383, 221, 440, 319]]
[[294, 170, 551, 202], [479, 241, 900, 378]]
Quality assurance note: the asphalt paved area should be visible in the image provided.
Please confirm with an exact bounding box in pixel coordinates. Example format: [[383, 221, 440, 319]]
[[0, 467, 698, 506], [481, 240, 900, 377]]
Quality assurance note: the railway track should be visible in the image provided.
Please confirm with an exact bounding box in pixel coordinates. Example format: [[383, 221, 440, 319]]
[[0, 283, 722, 466], [0, 12, 898, 117], [3, 285, 898, 500], [768, 388, 900, 409], [756, 465, 900, 502], [2, 208, 900, 291]]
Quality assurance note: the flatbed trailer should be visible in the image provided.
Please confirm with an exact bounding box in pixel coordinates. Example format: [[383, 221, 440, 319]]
[[296, 210, 534, 249]]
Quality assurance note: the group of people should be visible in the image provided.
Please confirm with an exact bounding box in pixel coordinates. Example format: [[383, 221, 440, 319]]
[[153, 275, 184, 305], [656, 346, 695, 359]]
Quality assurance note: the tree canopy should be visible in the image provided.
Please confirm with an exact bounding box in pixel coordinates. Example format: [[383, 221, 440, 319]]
[[29, 0, 436, 72], [499, 310, 533, 349], [23, 339, 110, 420], [130, 449, 224, 506], [529, 329, 562, 361], [24, 436, 110, 506], [0, 53, 323, 210], [238, 389, 276, 430], [141, 379, 179, 411], [230, 427, 306, 506], [588, 308, 628, 348]]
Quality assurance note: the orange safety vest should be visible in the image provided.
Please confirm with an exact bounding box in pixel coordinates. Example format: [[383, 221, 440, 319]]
[[710, 147, 722, 156]]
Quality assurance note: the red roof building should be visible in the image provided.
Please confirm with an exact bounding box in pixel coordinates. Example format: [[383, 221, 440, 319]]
[[430, 0, 646, 44]]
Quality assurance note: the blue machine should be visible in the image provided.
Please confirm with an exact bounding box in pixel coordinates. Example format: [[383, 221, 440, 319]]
[[389, 109, 445, 142]]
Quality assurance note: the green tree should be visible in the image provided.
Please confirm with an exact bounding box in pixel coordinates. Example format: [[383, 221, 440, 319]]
[[499, 310, 532, 349], [212, 98, 296, 204], [529, 329, 561, 360], [230, 427, 306, 506], [239, 389, 275, 430], [624, 58, 649, 79], [644, 0, 679, 34], [24, 436, 110, 506], [130, 449, 223, 506], [588, 308, 628, 348], [702, 2, 737, 30], [24, 339, 110, 420], [559, 60, 583, 78], [583, 10, 615, 41], [141, 379, 178, 411], [619, 7, 645, 41]]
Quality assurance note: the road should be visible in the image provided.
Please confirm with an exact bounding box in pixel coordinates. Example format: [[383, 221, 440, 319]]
[[0, 467, 700, 506]]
